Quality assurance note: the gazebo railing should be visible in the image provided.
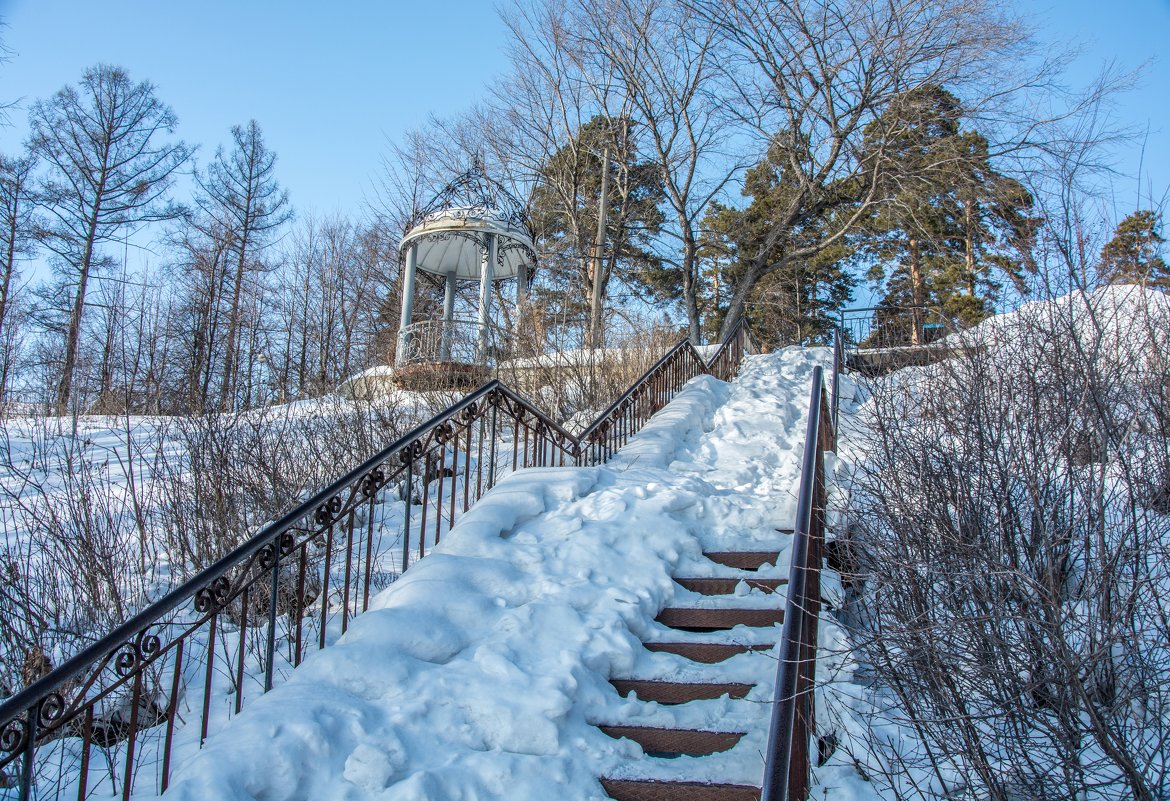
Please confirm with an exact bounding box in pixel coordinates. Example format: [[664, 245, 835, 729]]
[[397, 317, 510, 367], [0, 321, 757, 801]]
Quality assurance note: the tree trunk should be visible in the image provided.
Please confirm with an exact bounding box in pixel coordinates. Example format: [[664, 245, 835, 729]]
[[55, 206, 102, 415], [681, 234, 701, 343], [965, 199, 978, 296], [909, 236, 924, 346], [219, 234, 250, 411], [717, 260, 762, 343]]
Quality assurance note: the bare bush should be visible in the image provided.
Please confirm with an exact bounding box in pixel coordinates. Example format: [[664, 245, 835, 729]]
[[152, 394, 429, 578], [0, 417, 160, 695], [497, 314, 683, 427], [846, 286, 1170, 799]]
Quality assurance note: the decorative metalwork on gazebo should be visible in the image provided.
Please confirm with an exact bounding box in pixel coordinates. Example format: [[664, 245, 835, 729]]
[[395, 159, 536, 384]]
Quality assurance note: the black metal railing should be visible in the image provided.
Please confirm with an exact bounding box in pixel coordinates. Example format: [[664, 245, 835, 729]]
[[838, 304, 955, 349], [0, 321, 756, 801], [761, 329, 841, 801]]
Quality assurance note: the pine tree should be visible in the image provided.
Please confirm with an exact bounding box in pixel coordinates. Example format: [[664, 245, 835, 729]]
[[702, 151, 854, 348], [1099, 210, 1167, 287], [858, 85, 1037, 343], [528, 116, 664, 345]]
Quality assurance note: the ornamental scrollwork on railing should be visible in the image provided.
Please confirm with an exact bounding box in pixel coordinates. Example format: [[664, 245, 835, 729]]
[[360, 468, 386, 498], [257, 533, 297, 570], [114, 630, 163, 678], [314, 496, 344, 527], [0, 715, 28, 762], [194, 575, 233, 614]]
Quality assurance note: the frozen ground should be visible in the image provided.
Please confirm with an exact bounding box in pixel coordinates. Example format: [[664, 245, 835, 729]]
[[149, 347, 879, 801]]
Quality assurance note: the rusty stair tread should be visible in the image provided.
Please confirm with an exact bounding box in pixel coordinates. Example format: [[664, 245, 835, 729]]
[[675, 577, 786, 595], [598, 725, 745, 756], [703, 551, 780, 570], [611, 678, 754, 704], [656, 607, 783, 631], [600, 778, 761, 801], [643, 641, 772, 663]]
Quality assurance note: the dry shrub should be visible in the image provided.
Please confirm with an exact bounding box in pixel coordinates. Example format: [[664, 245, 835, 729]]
[[847, 287, 1170, 800]]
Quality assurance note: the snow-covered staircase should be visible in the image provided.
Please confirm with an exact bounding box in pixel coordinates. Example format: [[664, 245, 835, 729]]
[[598, 543, 794, 801]]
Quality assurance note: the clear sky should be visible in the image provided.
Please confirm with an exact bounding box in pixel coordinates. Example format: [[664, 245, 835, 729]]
[[0, 0, 1167, 223]]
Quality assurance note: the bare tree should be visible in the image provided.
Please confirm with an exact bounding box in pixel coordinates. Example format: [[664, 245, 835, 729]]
[[192, 120, 291, 411], [29, 64, 191, 414], [575, 0, 745, 342], [496, 0, 646, 346], [271, 215, 394, 399], [0, 153, 35, 401], [688, 0, 1029, 340]]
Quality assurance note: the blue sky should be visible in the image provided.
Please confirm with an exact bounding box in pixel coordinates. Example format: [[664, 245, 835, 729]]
[[0, 0, 1167, 224]]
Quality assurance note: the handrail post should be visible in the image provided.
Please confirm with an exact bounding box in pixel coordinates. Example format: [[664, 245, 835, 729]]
[[830, 329, 842, 452]]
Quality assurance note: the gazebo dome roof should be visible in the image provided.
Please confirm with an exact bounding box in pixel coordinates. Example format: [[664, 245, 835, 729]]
[[400, 159, 536, 281], [401, 205, 535, 280]]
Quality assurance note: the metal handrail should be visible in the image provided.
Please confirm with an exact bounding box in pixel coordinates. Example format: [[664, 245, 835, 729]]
[[838, 304, 955, 349], [0, 319, 757, 799], [761, 331, 841, 801]]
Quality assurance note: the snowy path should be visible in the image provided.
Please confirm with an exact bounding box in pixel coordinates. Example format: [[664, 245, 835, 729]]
[[153, 348, 862, 801]]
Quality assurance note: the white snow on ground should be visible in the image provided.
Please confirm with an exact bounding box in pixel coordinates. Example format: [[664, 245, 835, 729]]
[[148, 347, 877, 801]]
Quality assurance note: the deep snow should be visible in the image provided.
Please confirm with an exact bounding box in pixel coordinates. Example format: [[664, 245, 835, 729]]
[[148, 347, 875, 801]]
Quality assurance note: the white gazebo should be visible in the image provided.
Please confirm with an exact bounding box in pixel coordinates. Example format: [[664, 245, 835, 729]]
[[395, 162, 536, 377]]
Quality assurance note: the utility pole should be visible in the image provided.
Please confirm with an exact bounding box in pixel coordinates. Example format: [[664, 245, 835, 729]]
[[588, 144, 611, 350]]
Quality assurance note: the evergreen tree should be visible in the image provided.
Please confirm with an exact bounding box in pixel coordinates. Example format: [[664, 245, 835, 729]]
[[1099, 210, 1167, 287], [702, 144, 854, 348], [858, 85, 1037, 343], [527, 116, 664, 345]]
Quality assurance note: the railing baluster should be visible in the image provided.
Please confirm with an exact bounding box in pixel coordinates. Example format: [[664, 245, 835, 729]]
[[235, 587, 249, 713], [418, 461, 430, 560], [402, 458, 413, 572], [77, 706, 93, 800], [363, 494, 376, 612], [476, 413, 486, 499], [319, 525, 334, 651], [434, 446, 445, 546], [200, 614, 216, 745], [512, 419, 520, 471], [121, 669, 143, 801], [463, 422, 472, 511], [264, 542, 281, 692], [448, 437, 458, 528], [342, 510, 356, 634], [160, 639, 184, 793]]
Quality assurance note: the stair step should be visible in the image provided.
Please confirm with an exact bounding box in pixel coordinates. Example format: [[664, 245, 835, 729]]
[[598, 725, 744, 757], [675, 577, 786, 595], [601, 778, 761, 801], [643, 642, 771, 663], [656, 607, 783, 631], [611, 679, 753, 704], [703, 552, 779, 571]]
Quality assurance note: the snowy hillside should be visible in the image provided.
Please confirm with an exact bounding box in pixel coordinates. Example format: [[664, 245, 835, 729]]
[[149, 348, 872, 801], [839, 285, 1170, 799]]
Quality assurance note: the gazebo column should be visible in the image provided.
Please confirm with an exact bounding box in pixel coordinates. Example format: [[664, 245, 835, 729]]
[[514, 262, 528, 340], [440, 270, 457, 361], [395, 243, 419, 366], [476, 233, 496, 363]]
